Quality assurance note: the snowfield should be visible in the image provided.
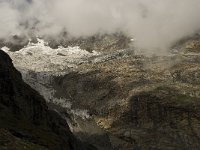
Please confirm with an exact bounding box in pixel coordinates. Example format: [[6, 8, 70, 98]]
[[1, 38, 100, 119], [2, 38, 100, 72]]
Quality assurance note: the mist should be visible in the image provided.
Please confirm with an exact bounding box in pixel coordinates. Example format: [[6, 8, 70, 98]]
[[1, 0, 200, 53]]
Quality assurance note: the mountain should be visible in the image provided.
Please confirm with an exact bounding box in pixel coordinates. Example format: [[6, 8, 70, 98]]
[[2, 34, 200, 149], [0, 49, 96, 150]]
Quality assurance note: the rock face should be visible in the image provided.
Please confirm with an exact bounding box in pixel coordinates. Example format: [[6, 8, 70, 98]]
[[0, 50, 96, 150], [2, 34, 200, 150]]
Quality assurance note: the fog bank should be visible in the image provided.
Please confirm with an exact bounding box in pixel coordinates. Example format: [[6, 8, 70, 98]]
[[1, 0, 200, 53]]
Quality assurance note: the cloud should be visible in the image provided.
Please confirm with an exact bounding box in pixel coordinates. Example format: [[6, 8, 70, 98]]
[[1, 0, 200, 53]]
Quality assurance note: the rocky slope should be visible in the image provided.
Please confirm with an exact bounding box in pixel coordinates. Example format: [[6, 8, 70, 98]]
[[0, 33, 130, 52], [2, 34, 200, 149], [0, 50, 96, 150]]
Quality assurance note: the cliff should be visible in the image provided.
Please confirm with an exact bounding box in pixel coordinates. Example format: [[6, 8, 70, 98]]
[[0, 50, 96, 150]]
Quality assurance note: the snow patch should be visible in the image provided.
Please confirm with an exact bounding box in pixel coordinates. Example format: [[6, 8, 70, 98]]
[[1, 46, 10, 52]]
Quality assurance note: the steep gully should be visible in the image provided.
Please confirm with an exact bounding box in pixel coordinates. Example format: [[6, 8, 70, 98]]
[[0, 50, 96, 150]]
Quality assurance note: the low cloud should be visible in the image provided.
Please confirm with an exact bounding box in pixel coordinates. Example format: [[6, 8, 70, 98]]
[[1, 0, 200, 53]]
